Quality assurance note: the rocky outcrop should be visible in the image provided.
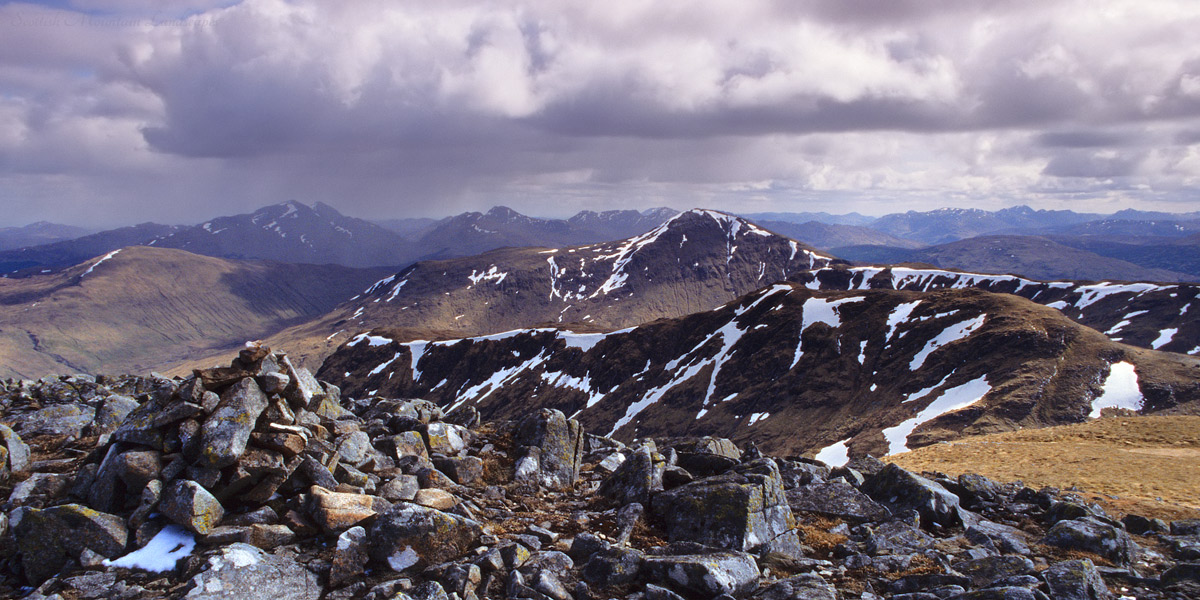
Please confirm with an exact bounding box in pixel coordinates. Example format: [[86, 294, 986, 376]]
[[2, 349, 1199, 600]]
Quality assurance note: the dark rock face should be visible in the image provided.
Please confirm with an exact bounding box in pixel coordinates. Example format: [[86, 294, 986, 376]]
[[1041, 517, 1139, 565], [367, 503, 483, 569], [861, 463, 964, 528], [1042, 559, 1112, 600], [196, 378, 269, 469], [598, 443, 664, 505], [786, 480, 892, 523], [641, 551, 761, 597], [13, 504, 128, 584]]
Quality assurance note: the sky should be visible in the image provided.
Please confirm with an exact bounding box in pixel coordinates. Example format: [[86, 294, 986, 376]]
[[1, 0, 1200, 227]]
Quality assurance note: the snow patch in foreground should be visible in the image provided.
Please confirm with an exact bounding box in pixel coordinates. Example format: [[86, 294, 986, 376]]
[[813, 438, 851, 468], [883, 375, 991, 456], [1089, 362, 1143, 418], [105, 525, 195, 572]]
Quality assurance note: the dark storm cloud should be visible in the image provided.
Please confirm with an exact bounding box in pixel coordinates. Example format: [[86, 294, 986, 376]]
[[1, 0, 1200, 227]]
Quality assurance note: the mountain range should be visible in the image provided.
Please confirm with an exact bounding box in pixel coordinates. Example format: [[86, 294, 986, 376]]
[[0, 246, 390, 379], [320, 283, 1200, 458]]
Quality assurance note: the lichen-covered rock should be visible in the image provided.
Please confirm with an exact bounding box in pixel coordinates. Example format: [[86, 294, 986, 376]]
[[651, 458, 802, 558], [432, 455, 483, 485], [1042, 517, 1138, 566], [582, 546, 645, 588], [20, 404, 96, 437], [184, 543, 320, 600], [330, 525, 369, 588], [598, 443, 664, 505], [1042, 559, 1111, 600], [423, 422, 471, 457], [1, 423, 32, 473], [94, 395, 139, 434], [14, 504, 128, 584], [512, 409, 584, 490], [861, 463, 964, 528], [367, 503, 483, 570], [197, 378, 269, 469], [160, 479, 225, 535], [670, 436, 742, 478], [786, 480, 892, 523], [750, 573, 838, 600], [952, 556, 1037, 588], [642, 551, 761, 598]]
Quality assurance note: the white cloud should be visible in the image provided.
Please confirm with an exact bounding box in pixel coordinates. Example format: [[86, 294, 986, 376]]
[[1, 0, 1200, 226]]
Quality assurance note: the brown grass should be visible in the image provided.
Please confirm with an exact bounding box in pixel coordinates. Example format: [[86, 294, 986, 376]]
[[888, 415, 1200, 521]]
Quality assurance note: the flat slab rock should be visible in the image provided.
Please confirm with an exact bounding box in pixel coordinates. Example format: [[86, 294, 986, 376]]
[[184, 543, 320, 600]]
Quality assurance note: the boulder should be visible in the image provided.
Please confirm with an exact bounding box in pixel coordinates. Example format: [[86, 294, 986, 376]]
[[582, 546, 645, 588], [160, 480, 225, 535], [367, 503, 483, 569], [432, 455, 483, 486], [671, 436, 741, 477], [0, 425, 31, 473], [197, 378, 269, 469], [512, 409, 584, 490], [861, 463, 964, 528], [330, 526, 369, 588], [1042, 559, 1111, 600], [21, 404, 96, 437], [785, 480, 892, 523], [598, 443, 664, 505], [412, 488, 458, 510], [642, 551, 761, 598], [651, 458, 803, 558], [304, 486, 388, 533], [1041, 517, 1138, 566], [423, 422, 471, 457], [952, 556, 1037, 588], [94, 395, 139, 434], [750, 573, 839, 600], [184, 543, 320, 600], [14, 504, 129, 584]]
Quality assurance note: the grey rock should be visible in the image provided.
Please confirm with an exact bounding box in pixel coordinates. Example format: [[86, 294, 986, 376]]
[[947, 587, 1050, 600], [642, 551, 761, 598], [861, 463, 964, 528], [952, 556, 1036, 588], [651, 458, 802, 558], [335, 431, 372, 466], [615, 502, 644, 544], [750, 573, 838, 600], [1160, 562, 1200, 585], [1121, 514, 1167, 535], [967, 519, 1032, 556], [1172, 519, 1200, 536], [1041, 517, 1138, 565], [22, 404, 96, 437], [431, 455, 484, 486], [330, 526, 369, 587], [197, 378, 269, 469], [0, 424, 30, 473], [512, 408, 584, 490], [598, 443, 664, 506], [14, 503, 128, 584], [534, 571, 572, 600], [582, 546, 644, 588], [184, 543, 320, 600], [778, 460, 830, 488], [422, 422, 471, 457], [8, 472, 72, 507], [368, 503, 483, 570], [644, 583, 686, 600], [786, 480, 892, 523], [160, 479, 225, 535], [380, 474, 421, 501], [94, 395, 139, 434], [1042, 559, 1111, 600]]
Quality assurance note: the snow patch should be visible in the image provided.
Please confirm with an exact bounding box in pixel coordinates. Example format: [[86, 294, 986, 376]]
[[883, 375, 991, 455], [1089, 362, 1143, 418], [350, 333, 393, 347], [909, 314, 987, 371], [813, 439, 851, 468], [105, 525, 195, 572], [886, 300, 923, 341], [82, 249, 121, 277], [1151, 328, 1178, 349]]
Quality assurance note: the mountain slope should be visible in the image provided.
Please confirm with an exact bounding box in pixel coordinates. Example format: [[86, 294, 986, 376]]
[[755, 220, 924, 251], [798, 264, 1200, 355], [902, 235, 1192, 282], [245, 209, 835, 369], [0, 222, 94, 251], [0, 246, 391, 378], [152, 200, 418, 267], [0, 223, 182, 275], [318, 284, 1200, 459], [869, 206, 1103, 244], [411, 206, 677, 260]]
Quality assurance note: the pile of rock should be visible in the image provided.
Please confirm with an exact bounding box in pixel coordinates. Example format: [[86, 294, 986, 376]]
[[1, 346, 1199, 600]]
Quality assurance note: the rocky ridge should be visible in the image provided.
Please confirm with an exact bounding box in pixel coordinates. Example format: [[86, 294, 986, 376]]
[[319, 284, 1200, 459], [2, 347, 1200, 599]]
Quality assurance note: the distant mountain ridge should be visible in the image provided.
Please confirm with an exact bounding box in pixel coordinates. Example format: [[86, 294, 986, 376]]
[[0, 246, 392, 378], [0, 222, 94, 251]]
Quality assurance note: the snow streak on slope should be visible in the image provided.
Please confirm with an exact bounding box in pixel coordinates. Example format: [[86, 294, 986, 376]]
[[791, 296, 862, 368], [909, 315, 987, 370], [882, 375, 991, 455], [81, 249, 121, 277], [1089, 362, 1143, 418]]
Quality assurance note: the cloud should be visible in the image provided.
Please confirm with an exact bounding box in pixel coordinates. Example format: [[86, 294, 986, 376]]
[[1, 0, 1200, 227]]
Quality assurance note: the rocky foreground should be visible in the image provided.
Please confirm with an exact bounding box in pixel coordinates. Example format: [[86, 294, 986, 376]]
[[1, 347, 1199, 600]]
